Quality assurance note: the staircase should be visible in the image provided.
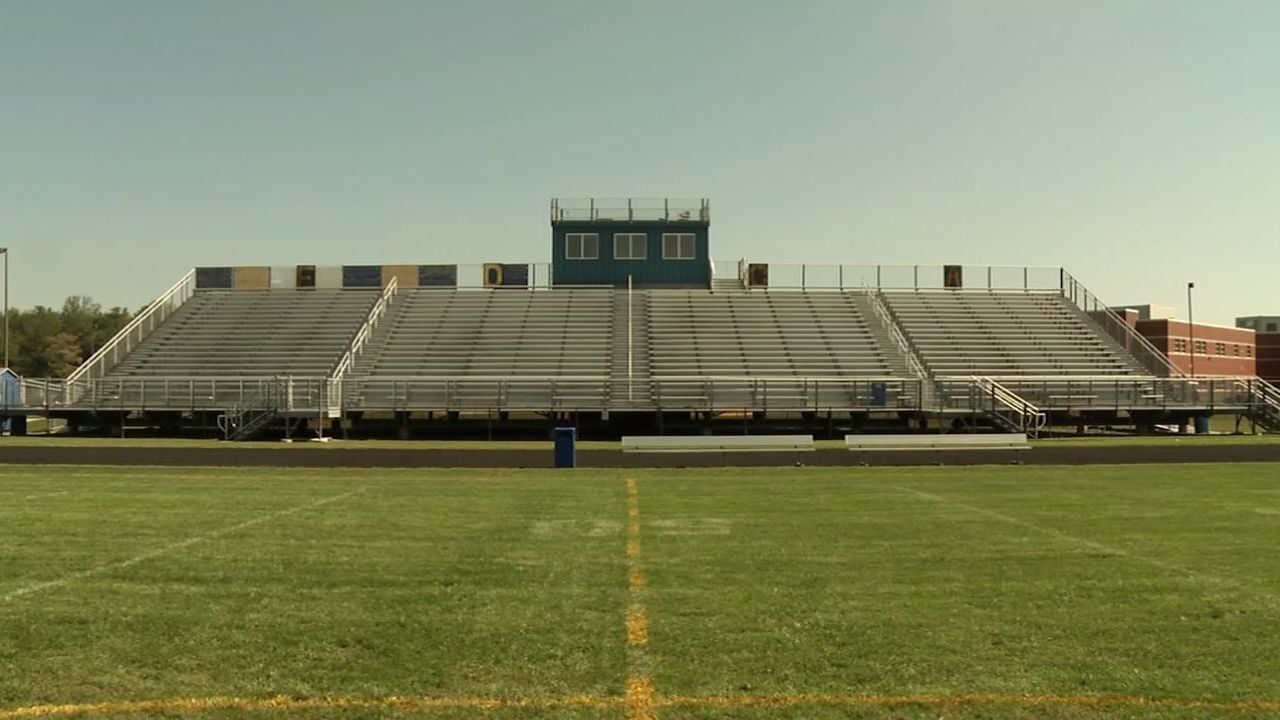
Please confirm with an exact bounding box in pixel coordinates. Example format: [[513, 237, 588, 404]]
[[1243, 378, 1280, 432], [850, 290, 934, 408], [348, 290, 415, 377], [609, 289, 650, 407], [970, 376, 1046, 437], [218, 383, 281, 441]]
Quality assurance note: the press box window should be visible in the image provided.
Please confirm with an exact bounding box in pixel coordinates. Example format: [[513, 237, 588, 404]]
[[614, 233, 647, 260], [662, 233, 696, 260], [565, 233, 598, 260]]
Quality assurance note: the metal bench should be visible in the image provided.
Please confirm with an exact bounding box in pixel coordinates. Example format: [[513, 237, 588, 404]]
[[623, 435, 815, 453]]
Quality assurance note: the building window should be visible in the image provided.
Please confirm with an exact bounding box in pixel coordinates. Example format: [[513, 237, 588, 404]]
[[1247, 346, 1253, 357], [613, 233, 647, 260], [662, 233, 696, 260], [1195, 340, 1208, 355], [565, 233, 598, 260], [1269, 323, 1278, 332], [1234, 345, 1241, 356], [1173, 338, 1187, 353], [1215, 342, 1227, 356]]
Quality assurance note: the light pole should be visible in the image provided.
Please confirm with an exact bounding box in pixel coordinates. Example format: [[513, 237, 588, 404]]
[[1182, 280, 1192, 376], [1, 247, 7, 370]]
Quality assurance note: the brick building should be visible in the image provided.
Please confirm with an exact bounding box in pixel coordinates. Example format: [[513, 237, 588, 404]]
[[1237, 316, 1280, 382], [1115, 306, 1257, 376]]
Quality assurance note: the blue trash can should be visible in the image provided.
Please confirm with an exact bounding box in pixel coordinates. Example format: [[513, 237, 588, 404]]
[[871, 382, 888, 407], [1194, 416, 1211, 434], [553, 427, 577, 468]]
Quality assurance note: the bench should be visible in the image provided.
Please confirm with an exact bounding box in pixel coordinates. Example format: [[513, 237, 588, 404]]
[[845, 433, 1029, 463], [623, 434, 815, 453]]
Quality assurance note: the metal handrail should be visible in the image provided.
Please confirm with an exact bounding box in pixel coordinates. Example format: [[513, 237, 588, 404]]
[[331, 276, 398, 381], [1060, 270, 1182, 378], [972, 375, 1046, 433], [864, 287, 929, 380], [65, 269, 197, 386]]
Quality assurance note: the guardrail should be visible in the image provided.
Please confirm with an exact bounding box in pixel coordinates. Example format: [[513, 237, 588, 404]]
[[15, 376, 330, 413], [951, 376, 1256, 412], [64, 269, 197, 392], [342, 375, 613, 412], [730, 264, 1065, 291], [651, 376, 925, 412], [551, 198, 710, 223], [10, 373, 1272, 420]]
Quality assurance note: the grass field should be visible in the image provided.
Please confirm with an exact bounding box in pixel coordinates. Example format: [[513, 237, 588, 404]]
[[2, 463, 1279, 719]]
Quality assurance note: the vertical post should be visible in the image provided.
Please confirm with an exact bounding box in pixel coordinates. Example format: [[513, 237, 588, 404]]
[[913, 265, 918, 289], [876, 265, 881, 288], [987, 266, 992, 289], [1, 247, 8, 370], [839, 265, 844, 290], [801, 265, 806, 288], [1023, 267, 1028, 290], [1182, 280, 1192, 376], [628, 274, 633, 402]]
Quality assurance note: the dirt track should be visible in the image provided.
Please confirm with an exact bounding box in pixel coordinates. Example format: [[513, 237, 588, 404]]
[[1, 444, 1278, 468]]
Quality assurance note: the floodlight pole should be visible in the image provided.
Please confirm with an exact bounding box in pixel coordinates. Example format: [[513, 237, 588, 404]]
[[1, 247, 8, 370], [1187, 282, 1196, 377]]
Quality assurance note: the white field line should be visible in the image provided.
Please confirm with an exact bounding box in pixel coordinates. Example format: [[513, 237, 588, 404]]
[[897, 486, 1280, 606], [2, 488, 365, 603], [18, 491, 70, 501]]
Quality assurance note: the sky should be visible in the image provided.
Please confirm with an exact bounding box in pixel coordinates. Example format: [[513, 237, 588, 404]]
[[1, 0, 1277, 325]]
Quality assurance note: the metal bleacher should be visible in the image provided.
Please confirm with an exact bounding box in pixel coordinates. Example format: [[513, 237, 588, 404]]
[[106, 290, 378, 378], [342, 288, 615, 410], [647, 290, 897, 377], [881, 290, 1146, 378], [36, 262, 1277, 435], [643, 289, 922, 410]]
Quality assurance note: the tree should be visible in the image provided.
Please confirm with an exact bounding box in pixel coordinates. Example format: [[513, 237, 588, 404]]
[[3, 297, 132, 377]]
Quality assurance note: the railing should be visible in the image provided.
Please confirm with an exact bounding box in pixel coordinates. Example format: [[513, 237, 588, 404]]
[[737, 264, 1064, 291], [11, 374, 1271, 420], [650, 376, 925, 412], [1060, 270, 1181, 377], [970, 376, 1046, 435], [65, 269, 197, 391], [331, 276, 398, 382], [955, 375, 1258, 412], [17, 376, 330, 413], [551, 198, 710, 223], [217, 381, 282, 440], [343, 375, 613, 412], [866, 288, 929, 380], [1237, 377, 1280, 426]]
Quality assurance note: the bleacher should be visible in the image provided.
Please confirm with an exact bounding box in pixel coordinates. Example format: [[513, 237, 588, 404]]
[[646, 290, 899, 378], [881, 290, 1145, 377], [350, 288, 614, 378], [105, 290, 377, 378]]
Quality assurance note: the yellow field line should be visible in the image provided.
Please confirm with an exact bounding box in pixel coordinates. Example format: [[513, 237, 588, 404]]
[[624, 477, 656, 720]]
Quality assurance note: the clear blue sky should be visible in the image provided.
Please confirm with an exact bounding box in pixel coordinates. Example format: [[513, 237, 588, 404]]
[[2, 1, 1276, 324]]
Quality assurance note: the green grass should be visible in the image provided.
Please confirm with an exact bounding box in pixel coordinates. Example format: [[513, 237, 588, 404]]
[[2, 464, 1280, 718]]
